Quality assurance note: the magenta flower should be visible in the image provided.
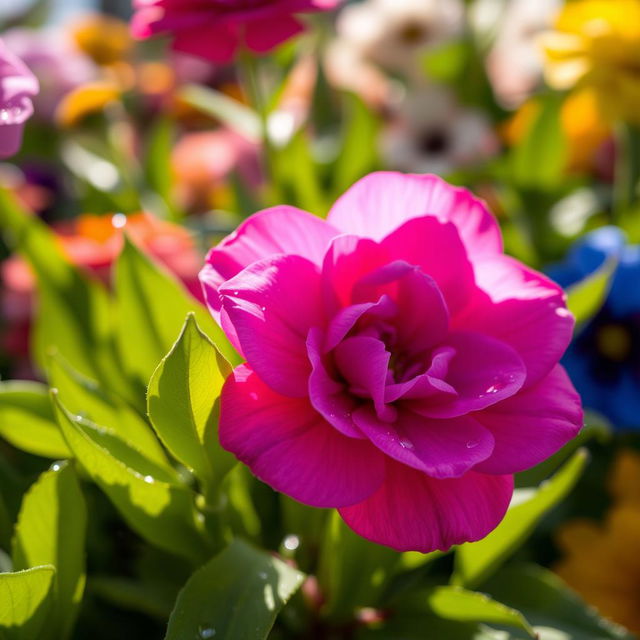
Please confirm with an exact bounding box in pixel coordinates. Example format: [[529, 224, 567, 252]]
[[0, 39, 39, 159], [131, 0, 341, 63], [201, 172, 583, 552]]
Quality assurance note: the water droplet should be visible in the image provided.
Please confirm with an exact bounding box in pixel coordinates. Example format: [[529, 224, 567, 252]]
[[399, 439, 414, 450], [143, 475, 154, 484], [466, 441, 478, 449], [283, 535, 300, 551], [50, 463, 62, 472], [258, 571, 268, 580], [111, 213, 127, 229], [233, 290, 239, 296], [198, 626, 216, 638], [261, 306, 266, 312]]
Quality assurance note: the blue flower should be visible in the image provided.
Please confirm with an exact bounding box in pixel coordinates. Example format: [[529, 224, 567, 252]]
[[548, 226, 640, 429]]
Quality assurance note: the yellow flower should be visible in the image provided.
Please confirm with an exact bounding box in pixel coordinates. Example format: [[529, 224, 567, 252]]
[[55, 82, 121, 128], [541, 0, 640, 124], [70, 14, 133, 67], [555, 450, 640, 636]]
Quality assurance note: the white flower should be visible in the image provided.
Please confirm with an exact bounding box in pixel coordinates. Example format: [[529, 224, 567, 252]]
[[334, 0, 464, 77], [381, 85, 498, 175]]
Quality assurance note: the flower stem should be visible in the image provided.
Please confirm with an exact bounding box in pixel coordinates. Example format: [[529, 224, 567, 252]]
[[614, 122, 640, 220]]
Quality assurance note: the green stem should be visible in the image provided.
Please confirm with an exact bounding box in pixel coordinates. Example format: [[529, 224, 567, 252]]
[[614, 122, 640, 220]]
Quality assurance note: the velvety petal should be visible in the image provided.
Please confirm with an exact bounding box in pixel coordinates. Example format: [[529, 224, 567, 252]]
[[334, 336, 395, 422], [220, 365, 385, 508], [307, 328, 363, 439], [353, 408, 494, 478], [474, 365, 583, 474], [408, 331, 526, 418], [454, 255, 574, 386], [380, 216, 476, 314], [244, 14, 305, 53], [202, 205, 338, 312], [173, 22, 240, 62], [339, 461, 513, 552], [321, 234, 389, 310], [219, 254, 324, 397], [327, 172, 502, 256]]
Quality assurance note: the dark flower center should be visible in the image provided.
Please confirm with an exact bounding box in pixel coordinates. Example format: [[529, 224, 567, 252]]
[[397, 21, 429, 45], [418, 129, 450, 155]]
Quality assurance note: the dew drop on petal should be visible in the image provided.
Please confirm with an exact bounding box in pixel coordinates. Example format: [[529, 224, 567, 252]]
[[399, 438, 414, 450], [466, 441, 478, 449], [111, 213, 127, 229]]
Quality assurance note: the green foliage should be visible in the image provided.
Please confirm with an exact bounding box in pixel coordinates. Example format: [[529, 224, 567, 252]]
[[11, 463, 87, 640], [454, 450, 589, 589], [52, 392, 210, 565], [0, 566, 55, 640], [165, 539, 305, 640], [0, 381, 69, 459], [147, 314, 235, 496], [114, 236, 238, 391], [566, 257, 616, 329]]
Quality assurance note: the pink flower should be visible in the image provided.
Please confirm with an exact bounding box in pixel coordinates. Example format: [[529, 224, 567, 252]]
[[131, 0, 342, 63], [200, 172, 583, 552], [0, 39, 39, 158]]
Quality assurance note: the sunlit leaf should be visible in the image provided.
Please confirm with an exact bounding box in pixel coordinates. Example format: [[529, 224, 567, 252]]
[[12, 463, 86, 640], [148, 314, 234, 494], [52, 392, 209, 564], [566, 257, 616, 329], [0, 566, 55, 640], [0, 381, 69, 459], [165, 539, 304, 640]]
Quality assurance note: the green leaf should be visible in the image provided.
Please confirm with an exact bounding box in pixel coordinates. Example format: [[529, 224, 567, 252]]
[[114, 236, 239, 391], [52, 392, 210, 564], [454, 450, 588, 589], [318, 511, 400, 621], [425, 586, 535, 638], [0, 566, 55, 640], [566, 257, 616, 329], [179, 85, 260, 141], [333, 93, 380, 198], [47, 352, 169, 468], [148, 314, 234, 493], [483, 564, 634, 640], [12, 463, 86, 640], [0, 381, 69, 458], [0, 189, 124, 394], [511, 94, 568, 189], [165, 539, 305, 640]]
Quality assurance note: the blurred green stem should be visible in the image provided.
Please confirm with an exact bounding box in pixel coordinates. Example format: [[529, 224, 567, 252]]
[[614, 122, 640, 219]]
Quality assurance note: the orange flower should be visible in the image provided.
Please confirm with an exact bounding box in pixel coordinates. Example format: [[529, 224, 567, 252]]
[[70, 14, 133, 67]]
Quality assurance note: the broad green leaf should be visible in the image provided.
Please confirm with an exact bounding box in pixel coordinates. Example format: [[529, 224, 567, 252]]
[[511, 94, 567, 189], [0, 381, 69, 458], [52, 392, 210, 564], [566, 257, 616, 328], [12, 463, 86, 640], [454, 450, 588, 588], [333, 93, 380, 197], [425, 587, 535, 638], [179, 84, 260, 141], [114, 236, 239, 390], [48, 352, 169, 468], [148, 314, 234, 493], [0, 566, 55, 640], [165, 539, 305, 640], [484, 564, 634, 640], [0, 189, 123, 393], [318, 511, 400, 622]]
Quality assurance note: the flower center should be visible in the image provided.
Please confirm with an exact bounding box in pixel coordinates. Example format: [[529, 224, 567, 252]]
[[397, 21, 429, 45], [418, 129, 450, 155], [595, 323, 633, 362]]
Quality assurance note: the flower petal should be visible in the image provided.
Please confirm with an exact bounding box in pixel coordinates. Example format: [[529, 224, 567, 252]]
[[201, 205, 338, 314], [220, 365, 385, 508], [244, 14, 304, 53], [339, 460, 513, 552], [219, 254, 324, 397], [474, 365, 583, 474], [353, 408, 494, 478], [307, 327, 363, 439], [380, 216, 476, 314], [408, 331, 526, 418], [327, 172, 502, 256], [455, 255, 574, 386]]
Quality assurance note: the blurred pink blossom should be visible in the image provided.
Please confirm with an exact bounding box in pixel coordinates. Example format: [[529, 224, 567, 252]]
[[0, 38, 39, 158], [131, 0, 342, 63], [200, 172, 582, 552]]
